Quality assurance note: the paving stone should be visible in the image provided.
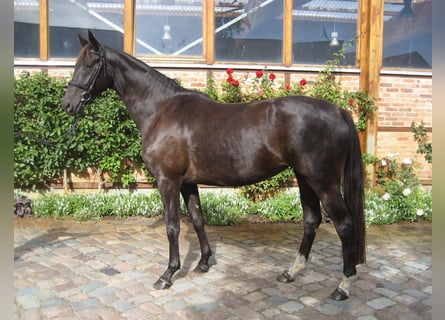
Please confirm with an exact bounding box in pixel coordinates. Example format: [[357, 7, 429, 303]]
[[299, 295, 320, 307], [369, 269, 390, 279], [15, 294, 40, 309], [394, 293, 418, 305], [79, 281, 107, 293], [243, 291, 268, 303], [71, 298, 99, 311], [316, 302, 342, 316], [89, 285, 119, 297], [111, 299, 135, 313], [193, 301, 219, 312], [367, 297, 397, 310], [40, 304, 72, 318], [278, 300, 304, 313], [422, 285, 432, 294], [262, 307, 281, 318], [357, 316, 379, 320], [373, 287, 398, 298], [163, 298, 188, 313], [404, 260, 430, 271], [14, 218, 432, 319], [121, 270, 146, 280]]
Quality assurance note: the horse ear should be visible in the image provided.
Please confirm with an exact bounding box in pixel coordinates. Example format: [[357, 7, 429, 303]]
[[78, 34, 89, 47], [87, 29, 102, 51]]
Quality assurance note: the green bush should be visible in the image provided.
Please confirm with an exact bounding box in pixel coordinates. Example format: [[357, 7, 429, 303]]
[[21, 183, 431, 226], [14, 72, 149, 189], [199, 192, 250, 226], [365, 188, 432, 225], [31, 192, 164, 220], [14, 72, 72, 187], [256, 190, 303, 222], [411, 121, 432, 163], [239, 168, 294, 202], [364, 155, 432, 225]]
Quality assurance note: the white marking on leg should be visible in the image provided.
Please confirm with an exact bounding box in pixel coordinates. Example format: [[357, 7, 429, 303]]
[[289, 254, 307, 278], [338, 274, 357, 297]]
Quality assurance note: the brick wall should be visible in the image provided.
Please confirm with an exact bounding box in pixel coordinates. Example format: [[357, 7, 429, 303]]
[[14, 66, 432, 185], [377, 75, 432, 184]]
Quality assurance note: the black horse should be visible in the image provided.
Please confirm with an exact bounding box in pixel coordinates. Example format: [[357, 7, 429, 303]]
[[62, 30, 366, 301]]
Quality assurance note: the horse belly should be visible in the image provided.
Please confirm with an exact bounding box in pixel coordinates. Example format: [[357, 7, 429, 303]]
[[186, 143, 288, 186]]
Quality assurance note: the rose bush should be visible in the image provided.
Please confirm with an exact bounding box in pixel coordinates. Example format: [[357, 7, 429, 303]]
[[364, 153, 432, 224]]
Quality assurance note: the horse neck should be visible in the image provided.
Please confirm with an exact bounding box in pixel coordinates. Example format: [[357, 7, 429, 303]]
[[106, 49, 185, 130]]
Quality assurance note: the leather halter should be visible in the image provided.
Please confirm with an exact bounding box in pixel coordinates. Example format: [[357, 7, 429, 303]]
[[68, 49, 107, 106]]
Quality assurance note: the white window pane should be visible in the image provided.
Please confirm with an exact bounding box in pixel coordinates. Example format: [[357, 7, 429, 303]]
[[49, 0, 124, 58], [293, 0, 358, 66], [14, 0, 40, 58], [215, 0, 284, 63], [383, 0, 432, 69], [135, 0, 203, 56]]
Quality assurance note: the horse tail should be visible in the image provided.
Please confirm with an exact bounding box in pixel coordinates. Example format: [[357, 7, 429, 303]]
[[340, 108, 366, 265]]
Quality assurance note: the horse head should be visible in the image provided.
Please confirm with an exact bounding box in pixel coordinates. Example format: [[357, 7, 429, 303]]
[[62, 30, 111, 115]]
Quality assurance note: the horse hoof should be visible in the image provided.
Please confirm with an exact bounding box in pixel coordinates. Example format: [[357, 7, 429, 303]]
[[329, 287, 349, 301], [153, 278, 172, 290], [194, 264, 210, 273], [277, 270, 294, 283]]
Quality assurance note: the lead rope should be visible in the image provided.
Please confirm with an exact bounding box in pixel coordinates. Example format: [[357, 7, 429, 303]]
[[14, 114, 80, 147]]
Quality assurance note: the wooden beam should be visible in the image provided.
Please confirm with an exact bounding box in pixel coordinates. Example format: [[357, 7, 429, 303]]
[[123, 0, 135, 54], [204, 0, 215, 64], [357, 0, 369, 89], [283, 0, 293, 66], [359, 0, 384, 184], [39, 0, 49, 60]]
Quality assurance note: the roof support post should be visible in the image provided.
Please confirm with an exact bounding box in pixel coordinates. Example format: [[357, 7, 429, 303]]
[[124, 0, 135, 54], [358, 0, 384, 185], [39, 0, 49, 60]]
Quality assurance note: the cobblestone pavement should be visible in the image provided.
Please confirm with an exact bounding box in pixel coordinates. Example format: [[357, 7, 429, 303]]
[[14, 217, 432, 320]]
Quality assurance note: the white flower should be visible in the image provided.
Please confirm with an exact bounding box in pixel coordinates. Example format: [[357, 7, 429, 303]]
[[387, 153, 395, 159], [382, 193, 390, 201], [381, 159, 387, 166], [403, 158, 412, 165], [416, 209, 424, 216], [402, 188, 411, 196]]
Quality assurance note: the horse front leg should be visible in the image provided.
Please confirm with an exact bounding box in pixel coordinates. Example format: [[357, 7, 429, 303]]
[[181, 184, 213, 273], [153, 179, 182, 290]]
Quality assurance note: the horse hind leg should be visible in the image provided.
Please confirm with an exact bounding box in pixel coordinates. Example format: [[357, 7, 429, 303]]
[[181, 184, 213, 273], [319, 188, 357, 301], [277, 177, 322, 283]]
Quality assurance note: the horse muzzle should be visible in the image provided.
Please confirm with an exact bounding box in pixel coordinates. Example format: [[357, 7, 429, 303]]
[[62, 98, 84, 116]]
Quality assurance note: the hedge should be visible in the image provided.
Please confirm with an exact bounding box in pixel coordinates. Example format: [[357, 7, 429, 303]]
[[14, 71, 148, 189]]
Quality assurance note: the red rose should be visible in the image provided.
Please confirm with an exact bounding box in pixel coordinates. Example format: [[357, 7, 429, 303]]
[[227, 75, 233, 83], [268, 73, 276, 80], [300, 79, 307, 86], [285, 84, 291, 91], [349, 98, 354, 106], [226, 68, 234, 75], [232, 79, 240, 87], [256, 70, 263, 78]]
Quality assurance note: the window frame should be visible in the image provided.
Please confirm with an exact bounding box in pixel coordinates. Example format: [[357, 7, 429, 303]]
[[12, 0, 431, 73]]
